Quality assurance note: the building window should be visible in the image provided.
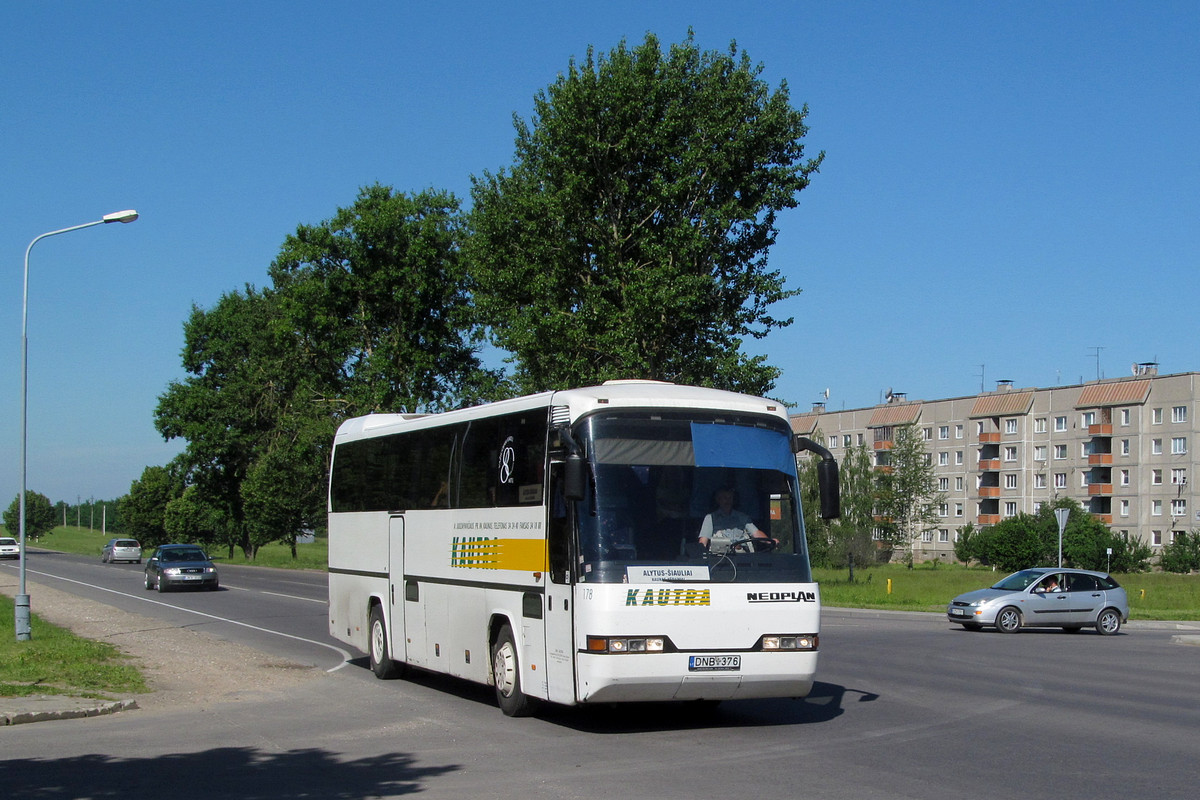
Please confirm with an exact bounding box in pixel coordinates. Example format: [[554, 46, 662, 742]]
[[922, 530, 934, 543], [1054, 444, 1067, 460], [1153, 408, 1163, 424], [939, 529, 949, 543], [955, 451, 964, 465], [1004, 446, 1017, 462], [1151, 530, 1162, 546], [1121, 439, 1130, 456], [1152, 469, 1163, 485], [1034, 417, 1047, 433], [1152, 499, 1163, 516], [976, 421, 985, 436], [1172, 437, 1187, 455], [1152, 439, 1162, 455], [1171, 468, 1187, 485], [955, 503, 963, 517], [1034, 473, 1047, 489], [1120, 469, 1130, 486], [938, 504, 948, 518], [1004, 502, 1017, 516], [1172, 499, 1187, 517], [1121, 408, 1130, 426], [1005, 473, 1018, 489], [1054, 473, 1067, 489], [1034, 445, 1047, 461], [1173, 406, 1188, 423], [1055, 416, 1067, 432], [923, 427, 933, 441], [829, 436, 838, 449], [1120, 499, 1130, 517], [938, 451, 949, 466], [843, 435, 852, 447], [1005, 418, 1018, 434], [939, 425, 949, 440], [955, 476, 964, 491], [955, 424, 964, 439], [1082, 411, 1096, 427], [938, 477, 949, 491]]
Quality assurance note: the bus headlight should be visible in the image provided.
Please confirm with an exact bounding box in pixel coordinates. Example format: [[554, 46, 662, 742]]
[[587, 636, 665, 653], [761, 635, 818, 651]]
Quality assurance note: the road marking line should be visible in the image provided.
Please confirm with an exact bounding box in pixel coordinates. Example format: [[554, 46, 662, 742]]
[[21, 566, 354, 672]]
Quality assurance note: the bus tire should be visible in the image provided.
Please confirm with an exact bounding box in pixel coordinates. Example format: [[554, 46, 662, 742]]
[[369, 605, 402, 679], [492, 624, 532, 717]]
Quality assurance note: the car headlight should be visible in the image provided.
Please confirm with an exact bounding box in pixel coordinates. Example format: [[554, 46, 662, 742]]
[[162, 567, 181, 575]]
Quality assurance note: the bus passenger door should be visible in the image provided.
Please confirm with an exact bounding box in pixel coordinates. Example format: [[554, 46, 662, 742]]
[[388, 515, 410, 666], [544, 463, 577, 705]]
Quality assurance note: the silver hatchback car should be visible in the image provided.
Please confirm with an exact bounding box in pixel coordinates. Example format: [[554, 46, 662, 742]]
[[947, 568, 1129, 635]]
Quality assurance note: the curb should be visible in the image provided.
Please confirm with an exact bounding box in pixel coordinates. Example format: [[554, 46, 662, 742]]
[[1, 697, 139, 727]]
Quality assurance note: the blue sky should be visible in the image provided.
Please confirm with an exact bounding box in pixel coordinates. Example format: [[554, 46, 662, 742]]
[[2, 1, 1197, 504]]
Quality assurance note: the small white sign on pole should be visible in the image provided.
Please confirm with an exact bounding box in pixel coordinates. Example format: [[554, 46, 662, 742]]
[[1054, 508, 1070, 567]]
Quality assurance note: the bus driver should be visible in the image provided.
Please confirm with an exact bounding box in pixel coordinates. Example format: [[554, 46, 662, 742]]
[[698, 487, 776, 554]]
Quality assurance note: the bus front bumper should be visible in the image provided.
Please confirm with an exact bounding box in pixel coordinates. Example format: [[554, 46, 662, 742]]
[[576, 650, 818, 704]]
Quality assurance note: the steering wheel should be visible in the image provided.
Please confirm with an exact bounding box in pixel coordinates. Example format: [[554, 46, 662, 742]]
[[728, 537, 776, 554]]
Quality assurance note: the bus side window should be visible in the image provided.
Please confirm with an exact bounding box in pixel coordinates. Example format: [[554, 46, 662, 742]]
[[548, 462, 572, 584]]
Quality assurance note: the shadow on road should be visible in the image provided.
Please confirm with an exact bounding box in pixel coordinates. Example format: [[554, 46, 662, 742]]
[[0, 747, 459, 799]]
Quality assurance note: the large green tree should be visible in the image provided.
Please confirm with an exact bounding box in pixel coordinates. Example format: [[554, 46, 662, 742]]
[[118, 465, 181, 548], [3, 491, 56, 541], [156, 186, 499, 559], [270, 184, 502, 414], [468, 31, 822, 395]]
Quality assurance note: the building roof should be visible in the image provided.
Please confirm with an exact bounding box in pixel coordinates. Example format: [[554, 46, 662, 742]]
[[790, 413, 820, 435], [969, 391, 1034, 418], [867, 403, 922, 427], [1075, 379, 1152, 408]]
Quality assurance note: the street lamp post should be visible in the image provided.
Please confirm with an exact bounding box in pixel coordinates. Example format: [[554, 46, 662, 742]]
[[15, 210, 138, 641]]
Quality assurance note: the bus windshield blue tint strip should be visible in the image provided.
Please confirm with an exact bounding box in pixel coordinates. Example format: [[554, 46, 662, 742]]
[[689, 423, 792, 473]]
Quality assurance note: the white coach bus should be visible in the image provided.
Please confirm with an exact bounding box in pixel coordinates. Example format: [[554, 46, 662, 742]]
[[327, 380, 839, 716]]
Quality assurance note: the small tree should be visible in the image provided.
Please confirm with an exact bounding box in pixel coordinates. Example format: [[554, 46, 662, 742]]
[[119, 465, 180, 548], [3, 491, 57, 541], [874, 423, 944, 560]]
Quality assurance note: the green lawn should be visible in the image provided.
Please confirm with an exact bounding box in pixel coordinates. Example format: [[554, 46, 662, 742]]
[[0, 595, 149, 699], [6, 526, 327, 571]]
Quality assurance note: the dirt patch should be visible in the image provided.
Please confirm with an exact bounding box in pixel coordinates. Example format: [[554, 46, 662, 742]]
[[1, 576, 324, 711]]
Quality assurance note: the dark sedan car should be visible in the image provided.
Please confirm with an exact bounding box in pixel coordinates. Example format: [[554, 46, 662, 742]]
[[144, 544, 219, 592]]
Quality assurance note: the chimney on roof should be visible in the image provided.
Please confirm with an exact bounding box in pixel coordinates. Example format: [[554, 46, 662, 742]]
[[812, 401, 826, 412], [996, 379, 1013, 392]]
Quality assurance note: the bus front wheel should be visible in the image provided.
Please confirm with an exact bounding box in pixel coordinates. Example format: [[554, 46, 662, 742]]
[[492, 624, 532, 717], [369, 605, 402, 679]]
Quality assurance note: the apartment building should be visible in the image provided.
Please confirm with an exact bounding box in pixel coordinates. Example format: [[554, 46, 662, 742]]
[[791, 366, 1199, 562]]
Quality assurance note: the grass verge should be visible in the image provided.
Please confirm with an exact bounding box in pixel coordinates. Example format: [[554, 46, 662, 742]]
[[0, 595, 149, 699]]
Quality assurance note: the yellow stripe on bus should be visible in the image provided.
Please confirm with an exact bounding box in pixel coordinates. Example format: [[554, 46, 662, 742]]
[[451, 538, 546, 571]]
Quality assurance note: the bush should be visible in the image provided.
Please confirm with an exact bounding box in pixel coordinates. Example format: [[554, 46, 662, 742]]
[[1160, 531, 1200, 573]]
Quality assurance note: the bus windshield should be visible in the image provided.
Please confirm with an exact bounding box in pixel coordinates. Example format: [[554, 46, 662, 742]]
[[574, 412, 811, 584]]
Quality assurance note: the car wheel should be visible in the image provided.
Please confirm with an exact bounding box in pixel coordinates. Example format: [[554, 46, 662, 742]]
[[995, 606, 1022, 633], [368, 605, 401, 679], [492, 624, 532, 717], [156, 576, 167, 593], [1096, 608, 1122, 636], [145, 574, 154, 590]]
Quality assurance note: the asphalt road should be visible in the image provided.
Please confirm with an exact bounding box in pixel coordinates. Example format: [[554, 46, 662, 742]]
[[2, 550, 1199, 800]]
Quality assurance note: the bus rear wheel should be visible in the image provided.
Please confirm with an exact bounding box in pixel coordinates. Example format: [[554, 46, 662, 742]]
[[492, 624, 532, 717], [369, 605, 402, 679]]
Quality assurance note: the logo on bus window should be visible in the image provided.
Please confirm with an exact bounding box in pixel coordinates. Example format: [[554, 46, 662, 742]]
[[625, 588, 711, 607], [498, 435, 516, 485]]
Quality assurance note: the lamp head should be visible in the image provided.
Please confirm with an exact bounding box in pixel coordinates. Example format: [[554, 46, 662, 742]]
[[102, 209, 139, 224]]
